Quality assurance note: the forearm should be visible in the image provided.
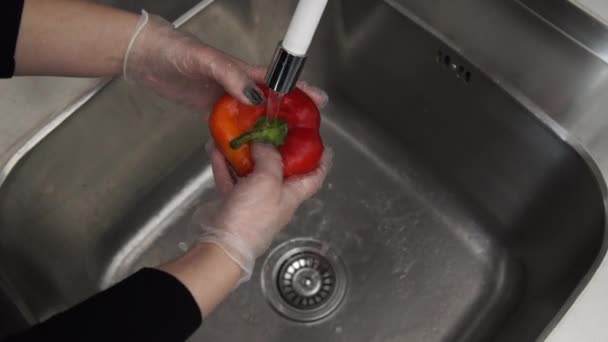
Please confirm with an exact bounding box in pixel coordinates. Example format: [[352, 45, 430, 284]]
[[4, 268, 202, 342], [14, 0, 138, 77], [158, 243, 243, 317], [4, 244, 240, 341]]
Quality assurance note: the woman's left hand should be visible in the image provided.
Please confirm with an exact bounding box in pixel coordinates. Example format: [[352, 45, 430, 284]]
[[122, 11, 328, 114], [123, 10, 264, 112]]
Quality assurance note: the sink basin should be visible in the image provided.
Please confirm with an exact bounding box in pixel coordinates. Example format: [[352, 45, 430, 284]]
[[0, 0, 604, 341]]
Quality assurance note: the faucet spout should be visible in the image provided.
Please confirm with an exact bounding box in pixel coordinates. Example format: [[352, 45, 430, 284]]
[[265, 0, 328, 94]]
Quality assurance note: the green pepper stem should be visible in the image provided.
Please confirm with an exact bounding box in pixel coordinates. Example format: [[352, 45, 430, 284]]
[[230, 131, 264, 149], [230, 116, 288, 149]]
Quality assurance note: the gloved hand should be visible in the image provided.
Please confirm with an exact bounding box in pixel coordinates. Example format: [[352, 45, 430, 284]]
[[123, 10, 328, 113], [193, 144, 332, 284]]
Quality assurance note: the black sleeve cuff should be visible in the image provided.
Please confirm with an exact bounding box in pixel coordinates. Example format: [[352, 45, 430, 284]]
[[7, 268, 202, 342], [1, 0, 25, 78]]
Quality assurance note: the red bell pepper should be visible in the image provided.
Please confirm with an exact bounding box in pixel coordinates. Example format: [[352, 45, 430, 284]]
[[209, 84, 324, 177]]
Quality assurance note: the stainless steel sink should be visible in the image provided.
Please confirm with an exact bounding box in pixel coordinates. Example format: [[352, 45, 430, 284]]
[[0, 0, 605, 341]]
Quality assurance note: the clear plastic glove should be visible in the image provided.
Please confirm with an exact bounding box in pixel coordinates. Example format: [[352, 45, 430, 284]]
[[194, 144, 332, 284], [123, 10, 328, 113]]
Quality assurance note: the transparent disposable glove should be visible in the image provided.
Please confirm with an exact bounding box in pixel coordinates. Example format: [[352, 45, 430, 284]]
[[123, 10, 328, 113], [193, 144, 332, 284]]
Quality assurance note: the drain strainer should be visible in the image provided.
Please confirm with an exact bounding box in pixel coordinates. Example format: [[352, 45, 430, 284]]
[[278, 252, 335, 310], [261, 238, 347, 323]]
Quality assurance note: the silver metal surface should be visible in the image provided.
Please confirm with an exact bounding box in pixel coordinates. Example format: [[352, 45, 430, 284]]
[[266, 44, 307, 94], [0, 0, 607, 341], [387, 0, 608, 339], [279, 255, 331, 306], [261, 238, 346, 323]]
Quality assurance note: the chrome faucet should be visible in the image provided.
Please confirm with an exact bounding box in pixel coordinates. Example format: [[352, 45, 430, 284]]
[[266, 0, 328, 94]]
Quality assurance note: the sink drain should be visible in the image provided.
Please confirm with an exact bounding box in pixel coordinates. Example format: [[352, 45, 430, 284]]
[[261, 238, 347, 323], [278, 252, 335, 310]]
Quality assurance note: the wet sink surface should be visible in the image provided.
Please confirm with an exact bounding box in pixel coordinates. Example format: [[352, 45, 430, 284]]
[[0, 1, 604, 341]]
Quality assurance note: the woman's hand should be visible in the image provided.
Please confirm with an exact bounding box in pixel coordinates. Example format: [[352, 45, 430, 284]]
[[123, 11, 328, 113], [123, 11, 264, 112], [195, 144, 332, 283], [123, 10, 328, 111], [161, 144, 331, 317]]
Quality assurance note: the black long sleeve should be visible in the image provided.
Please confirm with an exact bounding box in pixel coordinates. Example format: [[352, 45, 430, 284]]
[[4, 268, 202, 342], [1, 0, 25, 78]]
